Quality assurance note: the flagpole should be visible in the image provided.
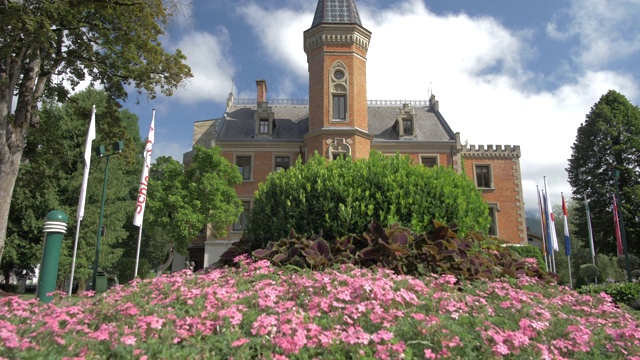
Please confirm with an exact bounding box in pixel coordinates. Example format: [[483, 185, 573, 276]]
[[584, 194, 596, 266], [133, 109, 155, 278], [134, 223, 143, 278], [68, 219, 82, 295], [562, 192, 573, 288], [69, 105, 96, 295], [543, 177, 558, 273], [537, 185, 549, 271]]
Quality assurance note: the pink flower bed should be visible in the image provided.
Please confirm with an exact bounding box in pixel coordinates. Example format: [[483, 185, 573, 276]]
[[1, 255, 639, 359]]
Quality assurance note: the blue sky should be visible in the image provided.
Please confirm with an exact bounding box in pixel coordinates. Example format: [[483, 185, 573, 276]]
[[122, 0, 640, 213]]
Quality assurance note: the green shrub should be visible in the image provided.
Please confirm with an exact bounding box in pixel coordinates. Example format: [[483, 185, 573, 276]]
[[596, 254, 624, 282], [631, 269, 640, 280], [616, 254, 640, 271], [507, 245, 546, 272], [114, 257, 152, 284], [579, 264, 599, 285], [247, 152, 489, 249], [578, 282, 640, 306]]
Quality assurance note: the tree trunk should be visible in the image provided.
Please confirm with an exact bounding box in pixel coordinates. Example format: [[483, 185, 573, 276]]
[[155, 242, 175, 277], [0, 49, 42, 264], [0, 148, 23, 263]]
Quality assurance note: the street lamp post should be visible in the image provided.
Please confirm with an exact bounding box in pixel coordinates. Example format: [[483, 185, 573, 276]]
[[91, 141, 124, 291], [613, 168, 633, 282]]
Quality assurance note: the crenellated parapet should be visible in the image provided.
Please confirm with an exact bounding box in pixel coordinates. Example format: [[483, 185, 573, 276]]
[[462, 144, 521, 159]]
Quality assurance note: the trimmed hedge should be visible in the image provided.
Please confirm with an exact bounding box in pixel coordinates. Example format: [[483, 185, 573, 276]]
[[247, 152, 490, 249], [578, 281, 640, 307], [507, 245, 547, 272]]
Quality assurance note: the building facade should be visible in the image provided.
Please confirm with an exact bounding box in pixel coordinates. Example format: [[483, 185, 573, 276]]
[[185, 0, 526, 270]]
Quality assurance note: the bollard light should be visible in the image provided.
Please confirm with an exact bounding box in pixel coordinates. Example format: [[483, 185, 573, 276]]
[[37, 210, 69, 303]]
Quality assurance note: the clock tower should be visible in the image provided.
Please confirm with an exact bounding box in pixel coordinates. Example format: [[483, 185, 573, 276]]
[[303, 0, 373, 160]]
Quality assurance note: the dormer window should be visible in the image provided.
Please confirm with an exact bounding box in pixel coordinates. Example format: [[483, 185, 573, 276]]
[[396, 103, 415, 138], [403, 118, 413, 135], [255, 102, 275, 136], [259, 119, 269, 134]]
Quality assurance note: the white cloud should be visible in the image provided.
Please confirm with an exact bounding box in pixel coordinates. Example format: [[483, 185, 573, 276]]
[[236, 0, 639, 211], [170, 29, 237, 103], [236, 3, 312, 80], [546, 0, 640, 69]]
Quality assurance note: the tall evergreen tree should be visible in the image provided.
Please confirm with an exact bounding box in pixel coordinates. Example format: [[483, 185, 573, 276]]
[[4, 88, 144, 289], [567, 90, 640, 256]]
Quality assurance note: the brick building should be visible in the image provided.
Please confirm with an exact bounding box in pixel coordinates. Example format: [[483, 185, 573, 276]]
[[185, 0, 526, 270]]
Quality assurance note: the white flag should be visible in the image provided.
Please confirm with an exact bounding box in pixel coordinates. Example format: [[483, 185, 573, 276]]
[[77, 105, 96, 221], [133, 110, 155, 227], [543, 177, 559, 251]]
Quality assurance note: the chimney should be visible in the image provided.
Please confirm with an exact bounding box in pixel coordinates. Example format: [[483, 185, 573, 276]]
[[256, 79, 267, 105], [429, 94, 439, 111]]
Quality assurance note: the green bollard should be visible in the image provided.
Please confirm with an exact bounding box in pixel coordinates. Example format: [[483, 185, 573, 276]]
[[37, 210, 69, 304]]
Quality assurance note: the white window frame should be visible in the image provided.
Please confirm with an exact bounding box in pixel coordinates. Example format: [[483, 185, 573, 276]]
[[419, 154, 439, 168], [232, 200, 252, 232], [487, 203, 499, 237], [274, 155, 291, 172], [474, 164, 493, 189], [235, 154, 253, 181], [330, 61, 349, 123]]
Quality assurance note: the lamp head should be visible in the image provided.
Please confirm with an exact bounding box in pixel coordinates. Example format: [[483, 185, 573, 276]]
[[112, 141, 124, 154], [95, 145, 106, 157]]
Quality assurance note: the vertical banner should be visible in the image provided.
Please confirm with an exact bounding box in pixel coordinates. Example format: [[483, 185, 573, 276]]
[[613, 194, 623, 256], [134, 111, 155, 227]]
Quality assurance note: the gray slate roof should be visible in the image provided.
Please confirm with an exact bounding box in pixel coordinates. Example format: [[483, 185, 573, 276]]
[[311, 0, 362, 27], [217, 103, 456, 143]]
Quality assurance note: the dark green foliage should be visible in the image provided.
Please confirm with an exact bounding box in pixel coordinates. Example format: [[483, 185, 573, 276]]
[[631, 270, 640, 280], [616, 255, 640, 271], [5, 89, 144, 287], [567, 90, 640, 256], [507, 245, 547, 272], [579, 264, 600, 285], [578, 282, 640, 307], [114, 257, 152, 284], [248, 152, 489, 249], [223, 221, 557, 283]]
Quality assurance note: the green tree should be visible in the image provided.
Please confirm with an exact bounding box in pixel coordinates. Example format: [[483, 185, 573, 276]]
[[144, 146, 243, 270], [248, 152, 490, 249], [0, 0, 192, 262], [567, 90, 640, 256], [4, 88, 144, 289]]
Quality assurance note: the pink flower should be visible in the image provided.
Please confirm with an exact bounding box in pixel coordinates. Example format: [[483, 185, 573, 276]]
[[371, 329, 394, 343], [232, 338, 250, 347], [121, 335, 136, 346], [424, 349, 436, 359]]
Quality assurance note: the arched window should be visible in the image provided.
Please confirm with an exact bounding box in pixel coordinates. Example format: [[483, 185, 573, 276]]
[[330, 62, 348, 122]]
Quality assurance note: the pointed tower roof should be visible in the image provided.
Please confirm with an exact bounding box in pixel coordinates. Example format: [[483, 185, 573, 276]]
[[311, 0, 362, 27]]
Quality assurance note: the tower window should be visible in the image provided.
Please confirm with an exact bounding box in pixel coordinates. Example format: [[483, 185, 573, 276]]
[[333, 95, 346, 120], [475, 165, 492, 189]]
